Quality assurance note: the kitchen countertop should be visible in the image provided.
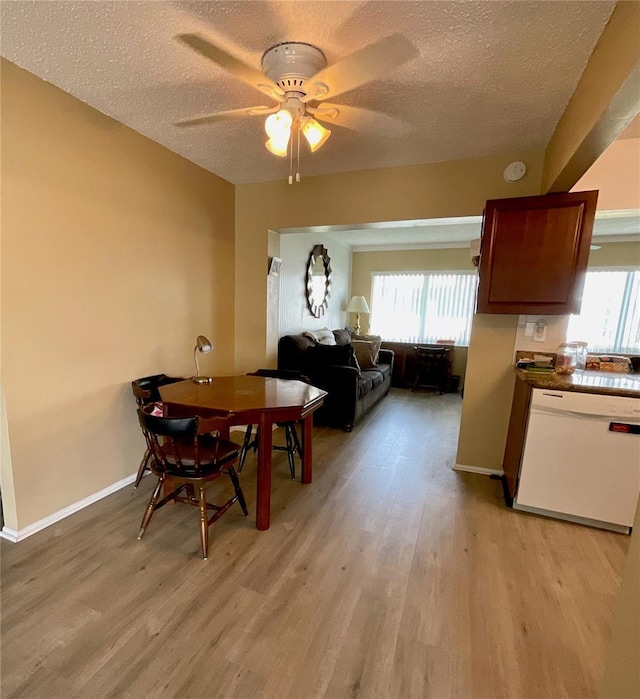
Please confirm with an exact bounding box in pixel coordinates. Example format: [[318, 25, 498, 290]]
[[515, 368, 640, 398]]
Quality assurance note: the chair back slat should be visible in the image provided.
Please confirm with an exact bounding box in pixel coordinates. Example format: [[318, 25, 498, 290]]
[[137, 406, 237, 478], [138, 408, 198, 475]]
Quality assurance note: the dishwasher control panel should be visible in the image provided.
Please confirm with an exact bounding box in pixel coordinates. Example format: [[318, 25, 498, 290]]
[[532, 388, 640, 420]]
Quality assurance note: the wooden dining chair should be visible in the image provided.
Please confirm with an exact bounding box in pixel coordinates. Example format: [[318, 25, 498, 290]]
[[411, 346, 451, 394], [131, 374, 185, 487], [237, 369, 306, 479], [137, 406, 248, 560]]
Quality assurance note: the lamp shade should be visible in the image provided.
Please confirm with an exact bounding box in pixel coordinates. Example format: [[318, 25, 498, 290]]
[[196, 335, 213, 353], [345, 296, 370, 314]]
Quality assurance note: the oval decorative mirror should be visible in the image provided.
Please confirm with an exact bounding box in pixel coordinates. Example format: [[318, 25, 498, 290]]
[[306, 244, 332, 317]]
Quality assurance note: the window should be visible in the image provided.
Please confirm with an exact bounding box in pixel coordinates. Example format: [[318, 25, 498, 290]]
[[567, 270, 640, 353], [369, 272, 477, 345]]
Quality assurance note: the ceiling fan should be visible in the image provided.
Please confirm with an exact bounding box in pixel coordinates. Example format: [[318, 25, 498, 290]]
[[175, 33, 418, 182]]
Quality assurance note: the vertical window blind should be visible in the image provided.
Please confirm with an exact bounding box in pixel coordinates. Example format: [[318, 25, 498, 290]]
[[369, 272, 477, 345], [568, 270, 640, 353]]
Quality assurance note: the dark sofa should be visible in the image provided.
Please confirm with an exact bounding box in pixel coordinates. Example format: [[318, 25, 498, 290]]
[[277, 330, 394, 431]]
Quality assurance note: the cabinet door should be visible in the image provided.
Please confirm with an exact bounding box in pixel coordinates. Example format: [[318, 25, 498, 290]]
[[477, 190, 598, 314]]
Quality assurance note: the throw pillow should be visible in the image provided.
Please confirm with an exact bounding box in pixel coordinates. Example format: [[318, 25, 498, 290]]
[[351, 340, 378, 369], [332, 328, 352, 346], [303, 328, 336, 345], [351, 333, 382, 363], [316, 328, 337, 345], [305, 343, 355, 370]]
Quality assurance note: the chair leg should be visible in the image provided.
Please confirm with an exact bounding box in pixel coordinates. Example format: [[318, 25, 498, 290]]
[[238, 424, 254, 473], [138, 476, 164, 539], [198, 486, 209, 560], [134, 449, 151, 488], [228, 466, 249, 516], [284, 425, 296, 480], [291, 424, 303, 456]]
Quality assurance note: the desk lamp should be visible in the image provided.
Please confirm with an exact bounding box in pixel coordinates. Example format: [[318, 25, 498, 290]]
[[345, 296, 370, 335], [192, 335, 214, 384]]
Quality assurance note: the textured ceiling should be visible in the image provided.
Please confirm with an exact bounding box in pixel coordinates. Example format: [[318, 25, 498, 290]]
[[0, 1, 618, 185]]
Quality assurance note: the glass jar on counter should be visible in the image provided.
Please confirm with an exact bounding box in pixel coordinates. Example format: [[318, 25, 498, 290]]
[[555, 342, 577, 375], [573, 341, 588, 371]]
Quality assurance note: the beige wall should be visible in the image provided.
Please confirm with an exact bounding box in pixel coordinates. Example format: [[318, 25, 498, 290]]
[[589, 240, 640, 267], [456, 315, 519, 468], [1, 60, 235, 530], [573, 138, 640, 212]]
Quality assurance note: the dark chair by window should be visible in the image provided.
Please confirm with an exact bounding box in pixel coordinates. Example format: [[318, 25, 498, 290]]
[[411, 346, 452, 394], [238, 369, 307, 479], [137, 406, 248, 560], [131, 374, 185, 487]]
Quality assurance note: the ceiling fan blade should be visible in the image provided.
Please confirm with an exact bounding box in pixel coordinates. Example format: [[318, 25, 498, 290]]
[[302, 33, 418, 103], [310, 103, 413, 138], [177, 34, 284, 101], [175, 105, 277, 127]]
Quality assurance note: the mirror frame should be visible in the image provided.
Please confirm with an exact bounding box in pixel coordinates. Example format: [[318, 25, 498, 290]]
[[306, 244, 332, 318]]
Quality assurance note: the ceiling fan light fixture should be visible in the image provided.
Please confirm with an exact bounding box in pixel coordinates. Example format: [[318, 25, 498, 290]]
[[302, 117, 331, 152], [265, 137, 289, 157], [264, 109, 293, 156], [265, 109, 293, 140]]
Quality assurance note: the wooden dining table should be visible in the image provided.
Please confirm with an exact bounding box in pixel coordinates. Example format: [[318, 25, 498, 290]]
[[159, 376, 327, 530]]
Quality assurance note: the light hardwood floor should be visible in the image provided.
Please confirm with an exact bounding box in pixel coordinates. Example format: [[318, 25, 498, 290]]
[[0, 389, 630, 699]]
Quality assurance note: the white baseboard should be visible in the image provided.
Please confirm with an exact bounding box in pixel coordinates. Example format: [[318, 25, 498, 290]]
[[0, 472, 138, 543], [453, 463, 504, 477], [512, 501, 630, 534]]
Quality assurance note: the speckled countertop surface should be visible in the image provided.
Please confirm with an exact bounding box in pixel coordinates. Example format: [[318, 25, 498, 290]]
[[515, 369, 640, 398]]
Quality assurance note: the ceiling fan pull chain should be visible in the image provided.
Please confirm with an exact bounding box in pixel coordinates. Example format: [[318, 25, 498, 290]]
[[296, 124, 301, 183], [288, 126, 294, 185]]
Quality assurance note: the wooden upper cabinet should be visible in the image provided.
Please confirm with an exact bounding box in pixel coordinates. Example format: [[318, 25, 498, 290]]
[[476, 190, 598, 314]]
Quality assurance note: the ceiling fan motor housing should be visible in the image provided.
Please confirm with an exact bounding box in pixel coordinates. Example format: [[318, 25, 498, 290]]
[[262, 42, 326, 96]]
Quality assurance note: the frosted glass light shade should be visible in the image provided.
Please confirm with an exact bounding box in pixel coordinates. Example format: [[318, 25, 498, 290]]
[[302, 117, 331, 152], [265, 137, 289, 157], [264, 109, 293, 157], [265, 109, 293, 139]]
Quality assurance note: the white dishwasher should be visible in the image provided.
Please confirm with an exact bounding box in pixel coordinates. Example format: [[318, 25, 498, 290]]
[[513, 388, 640, 533]]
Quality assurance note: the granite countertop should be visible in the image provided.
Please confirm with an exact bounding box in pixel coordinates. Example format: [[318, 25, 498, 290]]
[[515, 368, 640, 398]]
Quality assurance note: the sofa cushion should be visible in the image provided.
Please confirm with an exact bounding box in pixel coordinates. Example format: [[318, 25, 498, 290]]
[[368, 370, 385, 389], [352, 340, 378, 369], [357, 371, 376, 398], [377, 362, 392, 380]]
